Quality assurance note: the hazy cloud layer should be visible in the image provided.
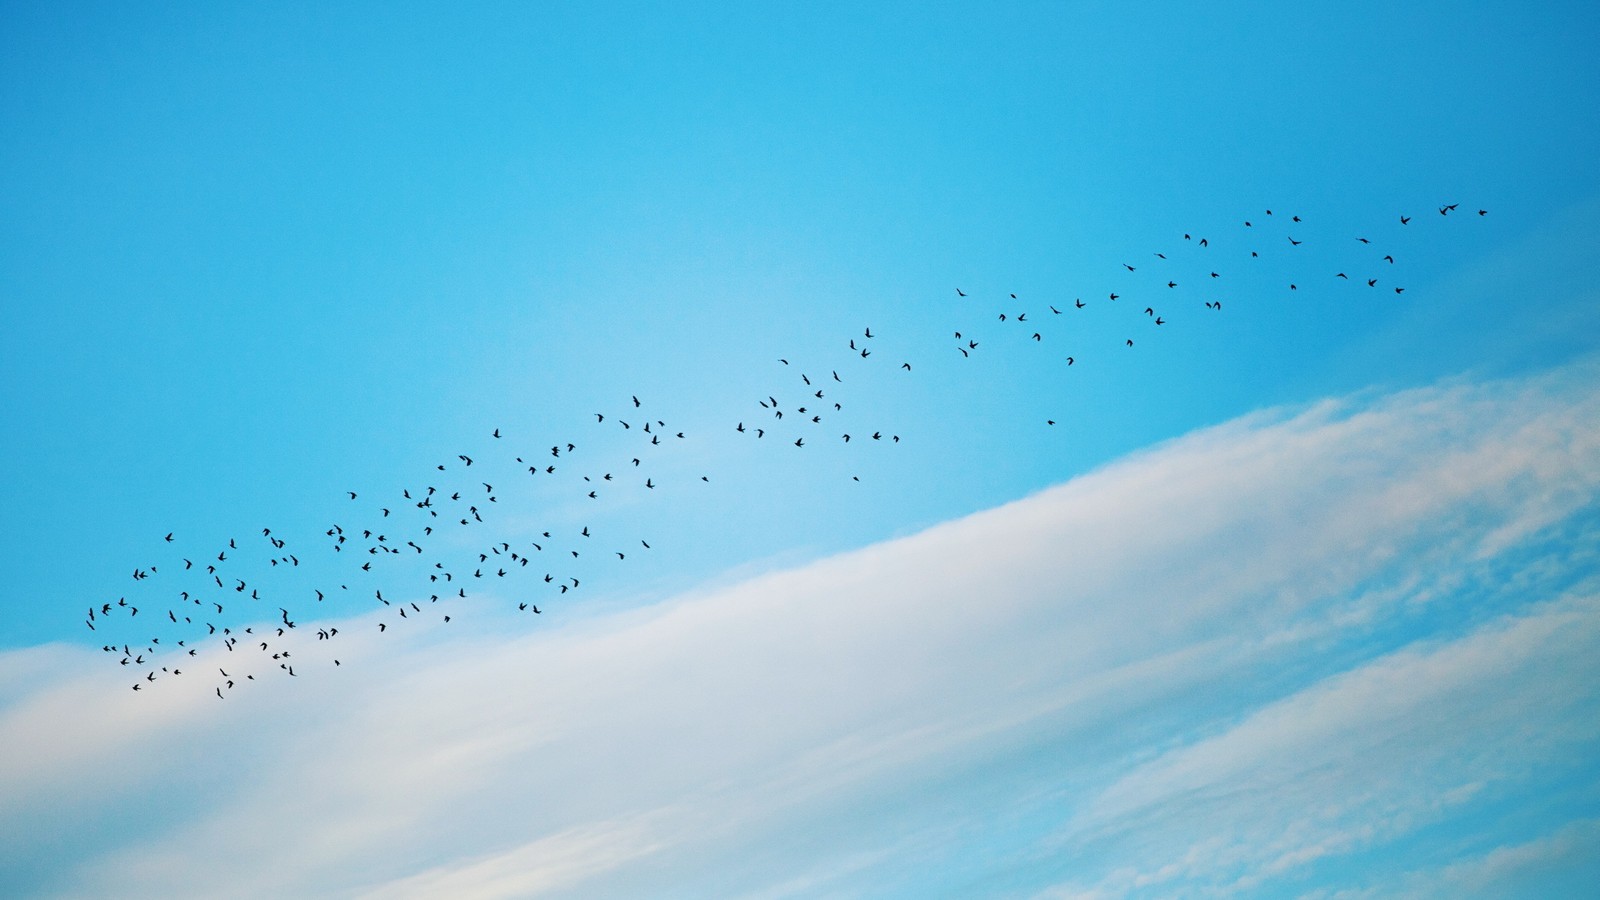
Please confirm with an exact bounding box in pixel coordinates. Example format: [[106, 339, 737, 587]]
[[5, 359, 1599, 898]]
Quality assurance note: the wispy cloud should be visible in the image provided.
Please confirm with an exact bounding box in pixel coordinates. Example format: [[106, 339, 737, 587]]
[[5, 359, 1599, 898], [1043, 593, 1600, 897], [1417, 818, 1600, 898]]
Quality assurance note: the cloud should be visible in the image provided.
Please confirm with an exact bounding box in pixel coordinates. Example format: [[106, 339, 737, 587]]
[[1042, 593, 1600, 897], [1421, 818, 1600, 898], [4, 359, 1599, 898]]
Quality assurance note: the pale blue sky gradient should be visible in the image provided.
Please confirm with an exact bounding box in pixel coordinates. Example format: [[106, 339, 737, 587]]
[[2, 2, 1598, 896], [5, 2, 1596, 649]]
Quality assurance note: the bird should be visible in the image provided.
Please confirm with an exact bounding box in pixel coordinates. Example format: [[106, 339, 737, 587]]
[[91, 198, 1488, 695]]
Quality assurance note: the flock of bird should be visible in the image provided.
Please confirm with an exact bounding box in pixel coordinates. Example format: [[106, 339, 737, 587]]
[[89, 204, 1487, 698]]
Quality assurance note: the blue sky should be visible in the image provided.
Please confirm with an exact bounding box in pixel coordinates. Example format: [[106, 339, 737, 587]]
[[2, 1, 1599, 896]]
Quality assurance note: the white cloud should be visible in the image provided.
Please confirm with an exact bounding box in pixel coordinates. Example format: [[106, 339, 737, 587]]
[[1042, 593, 1600, 896], [1424, 818, 1600, 898], [5, 359, 1599, 898]]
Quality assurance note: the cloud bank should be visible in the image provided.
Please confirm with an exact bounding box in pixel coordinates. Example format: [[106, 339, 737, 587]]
[[5, 359, 1600, 898]]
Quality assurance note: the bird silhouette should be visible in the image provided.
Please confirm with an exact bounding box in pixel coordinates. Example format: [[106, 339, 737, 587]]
[[95, 197, 1489, 697]]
